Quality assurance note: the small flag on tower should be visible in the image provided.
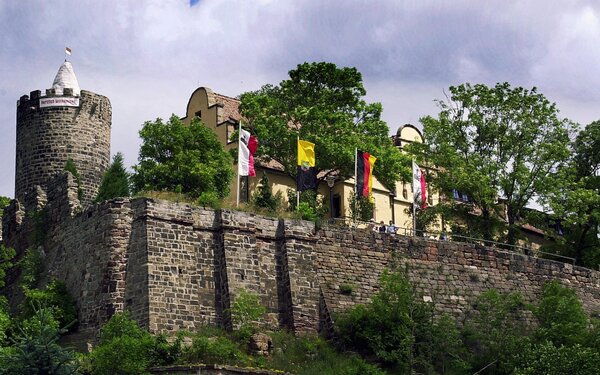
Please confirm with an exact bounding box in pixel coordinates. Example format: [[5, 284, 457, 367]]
[[65, 47, 72, 56]]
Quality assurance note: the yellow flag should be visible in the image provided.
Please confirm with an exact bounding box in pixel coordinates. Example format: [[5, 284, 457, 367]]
[[297, 139, 315, 167]]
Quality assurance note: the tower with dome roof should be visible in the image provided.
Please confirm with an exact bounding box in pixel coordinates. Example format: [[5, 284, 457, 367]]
[[15, 59, 111, 206]]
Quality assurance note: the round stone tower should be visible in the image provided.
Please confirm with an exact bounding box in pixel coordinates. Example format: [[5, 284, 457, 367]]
[[15, 60, 111, 207]]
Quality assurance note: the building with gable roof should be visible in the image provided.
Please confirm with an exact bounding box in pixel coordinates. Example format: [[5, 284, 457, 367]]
[[181, 87, 438, 231]]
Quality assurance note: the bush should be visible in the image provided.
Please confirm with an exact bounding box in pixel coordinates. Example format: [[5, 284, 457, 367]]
[[513, 341, 600, 375], [251, 174, 280, 212], [197, 191, 220, 208], [533, 281, 588, 347], [90, 312, 179, 375], [462, 289, 529, 374], [21, 279, 78, 332], [229, 289, 266, 341], [181, 335, 247, 366]]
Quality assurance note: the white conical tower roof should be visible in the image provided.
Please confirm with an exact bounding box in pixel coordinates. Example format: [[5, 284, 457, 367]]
[[51, 61, 81, 96]]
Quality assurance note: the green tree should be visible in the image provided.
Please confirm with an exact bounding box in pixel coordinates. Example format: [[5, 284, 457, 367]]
[[0, 307, 79, 375], [544, 121, 600, 267], [0, 196, 11, 220], [251, 174, 280, 212], [462, 289, 529, 373], [94, 152, 130, 203], [132, 115, 233, 200], [533, 281, 588, 347], [239, 62, 410, 192], [413, 83, 571, 243]]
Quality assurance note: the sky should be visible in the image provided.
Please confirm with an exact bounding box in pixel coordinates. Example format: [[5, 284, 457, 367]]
[[1, 0, 600, 199]]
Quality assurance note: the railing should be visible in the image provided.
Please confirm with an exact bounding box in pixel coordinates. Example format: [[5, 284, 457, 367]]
[[325, 217, 576, 266]]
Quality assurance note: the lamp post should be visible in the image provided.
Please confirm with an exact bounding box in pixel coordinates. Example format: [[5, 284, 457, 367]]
[[326, 175, 335, 220]]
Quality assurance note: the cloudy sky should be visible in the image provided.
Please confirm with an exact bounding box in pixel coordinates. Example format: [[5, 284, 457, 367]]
[[1, 0, 599, 199]]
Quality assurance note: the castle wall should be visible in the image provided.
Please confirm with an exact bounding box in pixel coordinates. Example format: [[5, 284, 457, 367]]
[[8, 174, 598, 340], [315, 227, 600, 326], [16, 89, 111, 207]]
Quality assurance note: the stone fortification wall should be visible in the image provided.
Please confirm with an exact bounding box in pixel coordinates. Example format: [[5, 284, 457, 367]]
[[4, 173, 599, 341], [315, 226, 600, 327], [15, 89, 111, 207]]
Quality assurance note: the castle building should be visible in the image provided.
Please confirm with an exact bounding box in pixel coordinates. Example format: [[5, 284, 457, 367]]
[[15, 60, 112, 207], [182, 87, 438, 231]]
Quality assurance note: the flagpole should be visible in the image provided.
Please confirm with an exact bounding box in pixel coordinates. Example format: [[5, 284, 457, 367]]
[[412, 160, 417, 236], [354, 148, 358, 223], [236, 121, 242, 207], [296, 136, 300, 208]]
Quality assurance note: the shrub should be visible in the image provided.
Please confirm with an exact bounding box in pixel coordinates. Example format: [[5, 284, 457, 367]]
[[21, 279, 78, 332], [251, 174, 280, 212], [90, 312, 179, 375], [197, 191, 220, 208], [339, 283, 354, 295], [229, 289, 266, 341], [533, 281, 588, 347]]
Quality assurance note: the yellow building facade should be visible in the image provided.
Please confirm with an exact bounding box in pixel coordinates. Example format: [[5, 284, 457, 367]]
[[181, 87, 437, 231]]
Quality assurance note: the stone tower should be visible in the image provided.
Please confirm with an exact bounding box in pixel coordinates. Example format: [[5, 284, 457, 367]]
[[15, 60, 111, 207]]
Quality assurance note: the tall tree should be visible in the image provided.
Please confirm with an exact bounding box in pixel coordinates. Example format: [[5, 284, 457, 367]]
[[239, 62, 410, 191], [544, 121, 600, 267], [413, 83, 571, 243], [95, 152, 130, 203], [132, 115, 233, 199]]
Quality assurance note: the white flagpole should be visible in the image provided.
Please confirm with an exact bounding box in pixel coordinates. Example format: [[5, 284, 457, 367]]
[[412, 160, 417, 236], [354, 148, 358, 223], [236, 121, 242, 207], [296, 136, 300, 208]]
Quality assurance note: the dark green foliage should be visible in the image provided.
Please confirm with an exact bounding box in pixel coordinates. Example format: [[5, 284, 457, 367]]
[[269, 331, 386, 375], [251, 174, 280, 212], [545, 121, 600, 268], [533, 281, 588, 346], [94, 152, 130, 203], [0, 245, 15, 290], [512, 342, 600, 375], [0, 307, 79, 375], [90, 312, 180, 375], [462, 290, 529, 373], [336, 268, 469, 374], [21, 280, 78, 332], [240, 62, 410, 191], [0, 196, 10, 219], [132, 115, 233, 200], [339, 283, 354, 295], [64, 158, 83, 202], [18, 248, 44, 289]]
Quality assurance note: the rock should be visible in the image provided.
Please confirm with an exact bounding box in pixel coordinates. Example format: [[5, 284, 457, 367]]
[[249, 333, 272, 356]]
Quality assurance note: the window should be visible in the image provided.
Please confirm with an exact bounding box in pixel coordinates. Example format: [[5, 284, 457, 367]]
[[195, 110, 202, 119]]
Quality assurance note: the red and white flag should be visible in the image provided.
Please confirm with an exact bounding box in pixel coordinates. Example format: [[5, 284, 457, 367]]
[[65, 47, 72, 56], [412, 160, 427, 209], [239, 128, 258, 177]]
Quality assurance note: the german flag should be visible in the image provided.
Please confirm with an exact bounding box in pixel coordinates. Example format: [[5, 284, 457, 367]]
[[356, 150, 376, 197], [297, 139, 316, 191]]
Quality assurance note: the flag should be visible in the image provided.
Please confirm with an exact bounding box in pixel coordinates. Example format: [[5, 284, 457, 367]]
[[356, 150, 376, 198], [65, 47, 72, 56], [297, 139, 316, 191], [412, 160, 427, 209], [239, 128, 258, 177]]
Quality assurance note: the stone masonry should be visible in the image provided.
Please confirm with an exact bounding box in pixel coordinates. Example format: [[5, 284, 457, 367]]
[[2, 173, 599, 342], [16, 88, 111, 207]]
